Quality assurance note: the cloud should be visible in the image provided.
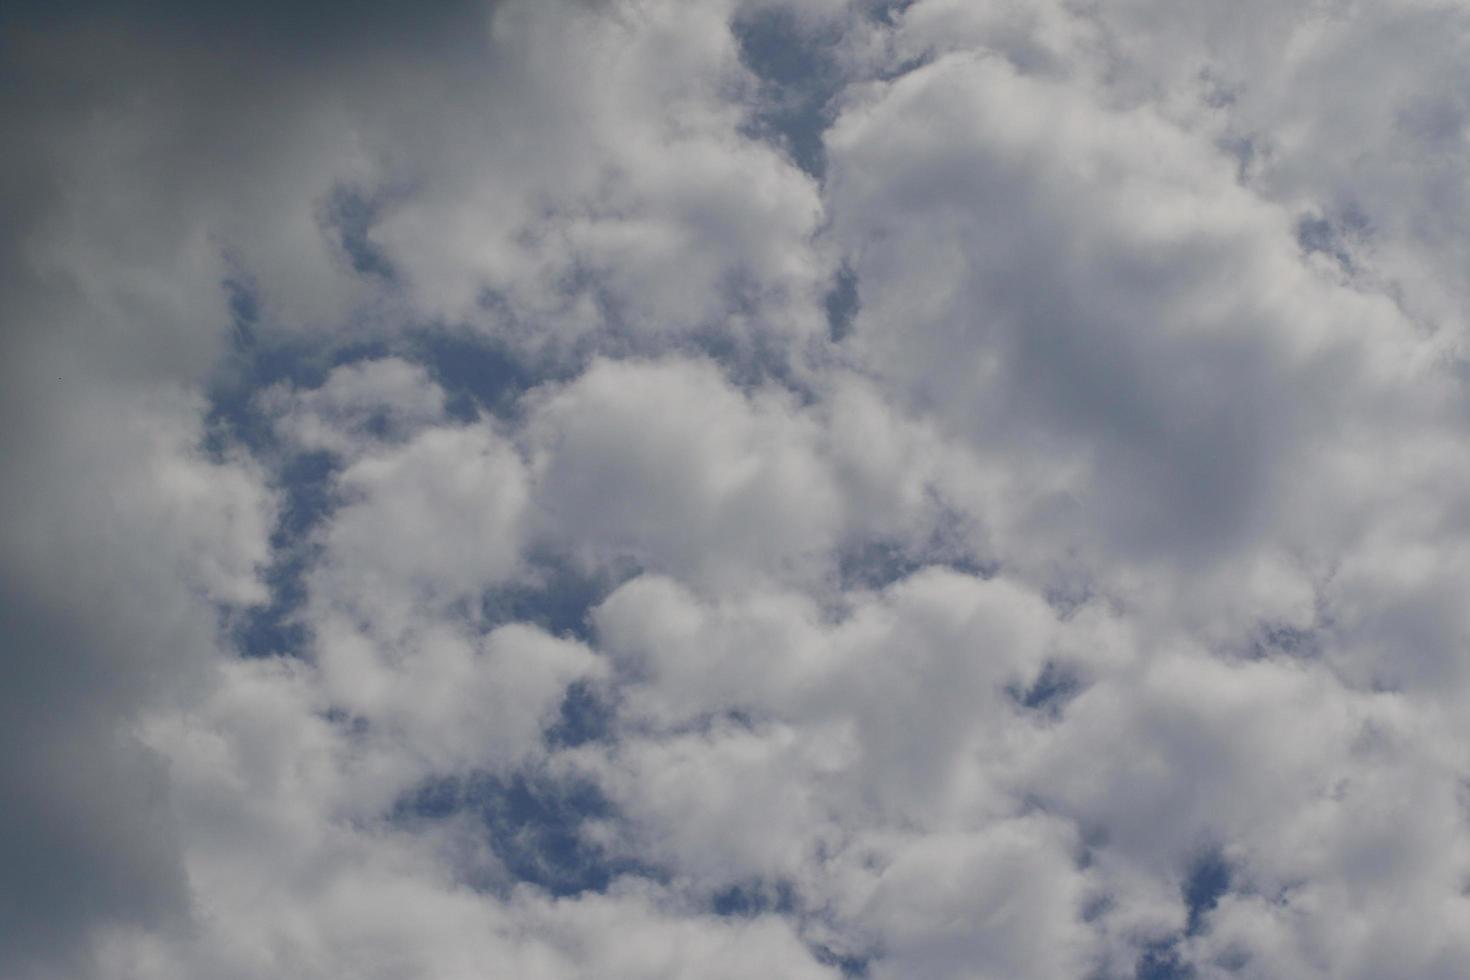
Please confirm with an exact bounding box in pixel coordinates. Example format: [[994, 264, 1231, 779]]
[[264, 358, 450, 456], [314, 422, 529, 625], [6, 1, 1470, 978], [526, 356, 842, 589], [0, 386, 273, 978], [827, 48, 1401, 569], [356, 0, 831, 358]]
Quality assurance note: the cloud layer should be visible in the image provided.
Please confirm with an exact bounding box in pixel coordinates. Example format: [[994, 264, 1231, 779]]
[[5, 1, 1470, 978]]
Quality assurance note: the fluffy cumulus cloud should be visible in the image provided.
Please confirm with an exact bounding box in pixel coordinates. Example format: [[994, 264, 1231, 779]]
[[5, 1, 1470, 978]]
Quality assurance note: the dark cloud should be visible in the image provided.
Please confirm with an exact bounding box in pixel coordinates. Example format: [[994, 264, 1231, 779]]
[[0, 593, 189, 978], [1, 0, 484, 56]]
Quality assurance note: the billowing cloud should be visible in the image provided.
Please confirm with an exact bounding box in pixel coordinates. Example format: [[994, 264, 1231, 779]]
[[5, 1, 1470, 978]]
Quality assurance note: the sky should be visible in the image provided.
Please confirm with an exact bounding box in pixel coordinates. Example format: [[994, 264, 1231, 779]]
[[3, 1, 1470, 978]]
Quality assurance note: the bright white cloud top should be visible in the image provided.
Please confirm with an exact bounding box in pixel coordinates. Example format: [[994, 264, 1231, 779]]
[[4, 2, 1470, 978]]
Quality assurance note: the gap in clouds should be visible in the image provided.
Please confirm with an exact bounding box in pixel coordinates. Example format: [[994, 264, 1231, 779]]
[[732, 6, 844, 180], [480, 551, 642, 647], [1182, 847, 1232, 938], [208, 280, 364, 659], [394, 769, 661, 899], [206, 274, 554, 662], [824, 260, 860, 343]]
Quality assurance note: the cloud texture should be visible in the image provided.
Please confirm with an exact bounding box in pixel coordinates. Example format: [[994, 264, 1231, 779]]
[[4, 1, 1470, 977]]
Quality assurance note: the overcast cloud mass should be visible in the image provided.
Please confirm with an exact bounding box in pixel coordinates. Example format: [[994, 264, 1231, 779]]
[[4, 1, 1470, 977]]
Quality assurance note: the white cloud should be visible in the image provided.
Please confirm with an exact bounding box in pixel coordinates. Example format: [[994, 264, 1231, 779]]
[[526, 356, 842, 590], [855, 817, 1096, 980], [112, 661, 837, 980], [314, 423, 529, 628], [265, 358, 449, 456], [368, 0, 830, 355]]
